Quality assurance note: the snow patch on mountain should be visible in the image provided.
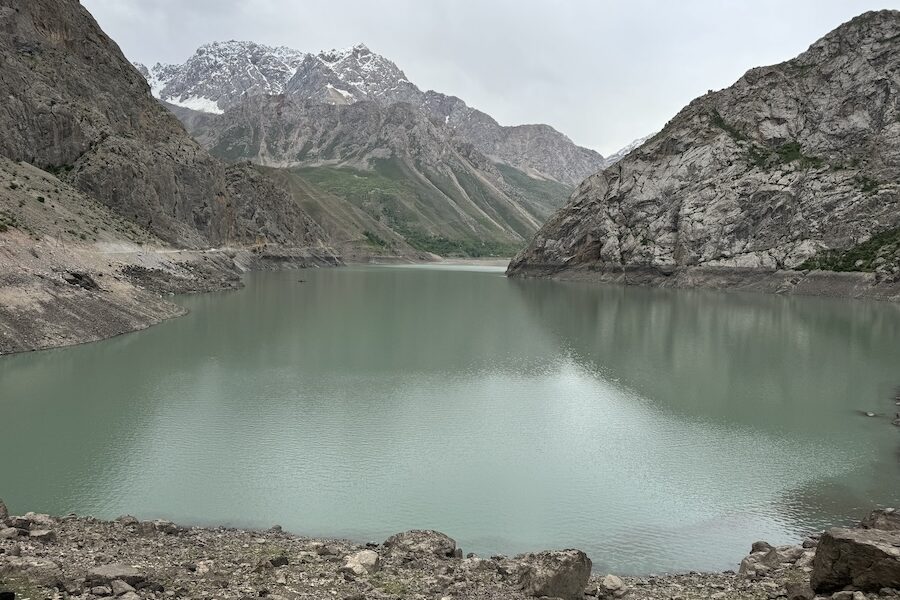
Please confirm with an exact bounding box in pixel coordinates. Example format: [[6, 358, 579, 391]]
[[604, 133, 656, 166]]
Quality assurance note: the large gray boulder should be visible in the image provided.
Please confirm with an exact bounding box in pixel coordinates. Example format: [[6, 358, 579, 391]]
[[340, 550, 381, 576], [383, 530, 460, 559], [860, 508, 900, 531], [810, 527, 900, 592], [0, 557, 63, 586], [515, 549, 592, 600]]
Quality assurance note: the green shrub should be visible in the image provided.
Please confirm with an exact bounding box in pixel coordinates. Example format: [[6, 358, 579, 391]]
[[797, 227, 900, 272], [710, 109, 747, 141]]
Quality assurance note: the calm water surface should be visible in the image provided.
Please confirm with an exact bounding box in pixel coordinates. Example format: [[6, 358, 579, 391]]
[[2, 265, 899, 573]]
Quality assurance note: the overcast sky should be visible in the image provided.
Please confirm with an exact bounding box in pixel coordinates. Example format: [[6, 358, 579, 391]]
[[84, 0, 899, 156]]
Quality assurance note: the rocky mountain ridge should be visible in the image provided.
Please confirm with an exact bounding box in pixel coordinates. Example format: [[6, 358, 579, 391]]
[[172, 95, 570, 257], [508, 10, 900, 301], [136, 41, 605, 185]]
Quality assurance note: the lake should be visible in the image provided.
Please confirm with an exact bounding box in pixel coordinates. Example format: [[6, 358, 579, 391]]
[[1, 264, 899, 574]]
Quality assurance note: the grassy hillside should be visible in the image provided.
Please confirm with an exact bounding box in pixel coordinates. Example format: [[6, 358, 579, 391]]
[[291, 159, 527, 258]]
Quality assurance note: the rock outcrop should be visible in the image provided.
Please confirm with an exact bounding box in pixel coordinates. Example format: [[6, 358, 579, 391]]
[[811, 528, 900, 592], [509, 11, 900, 301]]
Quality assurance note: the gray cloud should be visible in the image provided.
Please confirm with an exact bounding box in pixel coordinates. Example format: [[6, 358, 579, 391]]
[[85, 0, 899, 155]]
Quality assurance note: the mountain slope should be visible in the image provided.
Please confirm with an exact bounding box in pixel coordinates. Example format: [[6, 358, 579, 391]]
[[0, 0, 334, 253], [508, 10, 900, 300], [176, 96, 564, 256], [140, 42, 605, 185]]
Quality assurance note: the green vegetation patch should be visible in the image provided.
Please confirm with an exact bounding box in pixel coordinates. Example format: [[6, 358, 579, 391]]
[[495, 163, 572, 211], [295, 162, 522, 257], [362, 230, 390, 248], [710, 109, 748, 141], [0, 209, 20, 233], [745, 140, 823, 170], [797, 227, 900, 272], [854, 174, 880, 194], [399, 230, 521, 257]]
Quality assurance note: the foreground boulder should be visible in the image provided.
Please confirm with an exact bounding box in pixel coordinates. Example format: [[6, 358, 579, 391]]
[[0, 556, 63, 587], [516, 549, 592, 600], [860, 508, 900, 531], [810, 527, 900, 592], [340, 550, 381, 576], [383, 530, 460, 558]]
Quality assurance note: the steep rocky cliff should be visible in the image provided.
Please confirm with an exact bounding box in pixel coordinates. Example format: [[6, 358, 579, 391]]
[[508, 11, 900, 300], [0, 0, 333, 252]]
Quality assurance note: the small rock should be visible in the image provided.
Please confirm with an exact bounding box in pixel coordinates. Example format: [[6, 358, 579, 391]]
[[270, 555, 288, 568], [91, 586, 113, 596], [111, 580, 136, 596], [786, 581, 814, 600], [598, 574, 629, 598], [119, 592, 141, 600], [0, 528, 19, 540], [88, 564, 147, 586], [117, 516, 139, 528], [28, 529, 56, 543]]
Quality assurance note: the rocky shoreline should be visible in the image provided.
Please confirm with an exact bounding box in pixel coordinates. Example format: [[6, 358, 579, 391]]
[[2, 502, 899, 600], [507, 264, 900, 302]]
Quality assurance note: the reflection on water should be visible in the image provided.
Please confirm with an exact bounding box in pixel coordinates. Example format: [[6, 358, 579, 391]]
[[1, 265, 898, 574]]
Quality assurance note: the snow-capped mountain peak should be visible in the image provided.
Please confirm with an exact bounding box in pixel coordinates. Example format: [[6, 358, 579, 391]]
[[137, 40, 308, 113]]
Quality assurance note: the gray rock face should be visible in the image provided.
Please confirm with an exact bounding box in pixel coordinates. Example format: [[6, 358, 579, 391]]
[[182, 95, 556, 248], [138, 41, 605, 185], [860, 508, 900, 531], [0, 0, 334, 252], [509, 11, 900, 296], [810, 527, 900, 592], [383, 530, 459, 559], [0, 499, 7, 520], [515, 549, 592, 600]]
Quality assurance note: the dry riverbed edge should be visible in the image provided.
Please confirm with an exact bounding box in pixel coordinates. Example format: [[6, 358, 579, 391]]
[[2, 503, 900, 600]]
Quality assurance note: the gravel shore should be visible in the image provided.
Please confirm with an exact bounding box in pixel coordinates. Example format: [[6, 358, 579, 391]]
[[3, 504, 899, 600]]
